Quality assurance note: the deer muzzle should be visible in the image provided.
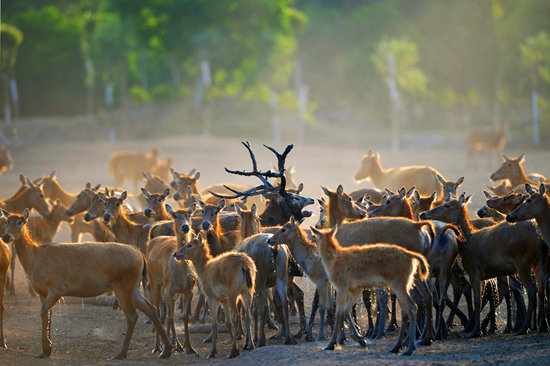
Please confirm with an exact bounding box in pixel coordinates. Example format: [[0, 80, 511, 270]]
[[2, 233, 13, 243]]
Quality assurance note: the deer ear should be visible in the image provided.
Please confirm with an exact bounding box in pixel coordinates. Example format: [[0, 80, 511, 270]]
[[414, 191, 420, 201], [320, 185, 331, 197], [120, 191, 128, 201], [309, 226, 322, 239], [141, 188, 150, 198], [197, 233, 203, 244], [98, 193, 108, 201], [163, 188, 170, 198], [457, 177, 465, 186], [297, 218, 305, 225], [336, 185, 344, 195], [218, 199, 226, 209], [165, 204, 174, 217], [50, 170, 57, 179], [406, 186, 416, 198], [195, 198, 206, 209], [483, 190, 492, 199], [193, 172, 201, 181], [1, 209, 10, 217], [296, 183, 304, 194], [234, 204, 242, 215], [502, 154, 510, 161], [19, 174, 26, 185], [188, 202, 197, 215], [290, 216, 297, 225], [518, 153, 526, 163], [251, 203, 257, 216], [85, 182, 91, 189], [329, 225, 338, 238], [22, 208, 29, 221], [540, 183, 546, 195], [437, 175, 445, 185], [430, 191, 437, 202], [398, 187, 406, 197], [525, 183, 534, 195]]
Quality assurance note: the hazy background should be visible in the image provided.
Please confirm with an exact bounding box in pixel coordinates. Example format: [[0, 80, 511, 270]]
[[2, 0, 550, 151]]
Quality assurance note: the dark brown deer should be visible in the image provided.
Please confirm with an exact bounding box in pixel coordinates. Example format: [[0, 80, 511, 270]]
[[420, 194, 547, 337], [490, 153, 543, 189], [466, 124, 507, 170]]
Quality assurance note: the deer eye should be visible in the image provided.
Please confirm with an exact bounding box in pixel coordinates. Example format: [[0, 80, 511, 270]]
[[445, 204, 450, 208], [158, 198, 162, 203], [116, 202, 120, 207], [281, 228, 286, 233], [385, 200, 390, 205], [39, 194, 44, 198], [17, 221, 22, 227]]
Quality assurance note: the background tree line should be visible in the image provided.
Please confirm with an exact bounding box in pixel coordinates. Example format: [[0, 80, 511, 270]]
[[2, 0, 550, 144]]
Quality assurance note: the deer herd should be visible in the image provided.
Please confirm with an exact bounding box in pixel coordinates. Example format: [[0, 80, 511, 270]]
[[0, 139, 549, 361]]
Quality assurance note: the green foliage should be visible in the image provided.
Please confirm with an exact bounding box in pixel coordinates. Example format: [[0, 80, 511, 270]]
[[1, 23, 24, 73], [521, 32, 550, 86]]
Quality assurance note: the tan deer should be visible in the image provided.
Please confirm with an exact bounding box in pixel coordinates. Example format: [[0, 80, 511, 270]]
[[151, 156, 174, 183], [268, 217, 331, 342], [142, 188, 172, 221], [310, 226, 430, 356], [0, 211, 10, 348], [466, 124, 507, 169], [0, 145, 13, 177], [1, 208, 172, 359], [146, 204, 198, 354], [109, 146, 161, 192], [421, 194, 548, 337], [354, 149, 444, 198], [173, 233, 255, 359], [0, 175, 52, 220]]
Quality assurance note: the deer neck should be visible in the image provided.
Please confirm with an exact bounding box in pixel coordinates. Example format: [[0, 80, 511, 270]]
[[239, 217, 260, 240], [109, 212, 139, 244], [511, 166, 531, 187], [289, 231, 317, 274], [45, 210, 65, 237], [533, 197, 550, 245], [49, 180, 76, 206], [456, 209, 474, 246], [204, 224, 223, 257], [317, 239, 338, 273], [3, 189, 31, 212], [13, 228, 39, 275], [327, 199, 346, 228], [155, 208, 172, 222], [368, 158, 388, 189], [189, 248, 211, 280]]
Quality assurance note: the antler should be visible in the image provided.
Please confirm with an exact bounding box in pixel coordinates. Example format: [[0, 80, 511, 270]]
[[209, 141, 293, 199]]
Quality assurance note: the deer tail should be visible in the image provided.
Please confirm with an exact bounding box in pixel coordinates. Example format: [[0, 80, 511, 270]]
[[242, 266, 253, 290], [410, 252, 429, 281]]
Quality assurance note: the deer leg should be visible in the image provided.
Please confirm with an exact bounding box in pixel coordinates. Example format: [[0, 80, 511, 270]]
[[150, 282, 163, 354], [37, 292, 61, 359], [207, 298, 219, 358], [182, 291, 197, 354], [374, 288, 389, 339], [517, 268, 537, 335], [291, 281, 306, 339], [241, 289, 255, 352], [415, 279, 434, 346], [164, 288, 184, 353], [533, 258, 549, 332], [325, 291, 345, 351], [362, 289, 374, 338], [257, 289, 268, 347], [304, 289, 319, 342], [227, 298, 240, 359], [131, 286, 171, 359], [8, 244, 16, 296], [467, 274, 483, 339], [189, 292, 205, 324], [386, 292, 398, 332], [345, 290, 368, 348]]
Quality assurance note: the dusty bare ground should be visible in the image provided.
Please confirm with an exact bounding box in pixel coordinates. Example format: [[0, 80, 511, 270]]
[[1, 134, 550, 365]]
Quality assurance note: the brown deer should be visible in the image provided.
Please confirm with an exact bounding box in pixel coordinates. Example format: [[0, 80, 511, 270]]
[[173, 233, 255, 359], [40, 171, 98, 243], [437, 175, 464, 203], [349, 188, 385, 204], [0, 175, 52, 220], [466, 124, 507, 170], [485, 181, 512, 197], [484, 190, 526, 214], [354, 149, 444, 198], [311, 226, 429, 356], [1, 208, 172, 359], [0, 145, 14, 177], [109, 146, 161, 192], [490, 153, 544, 189], [268, 217, 331, 342], [367, 186, 416, 219], [0, 211, 10, 348], [146, 204, 198, 354], [321, 184, 434, 343], [142, 188, 172, 221], [411, 190, 437, 221], [420, 194, 547, 337]]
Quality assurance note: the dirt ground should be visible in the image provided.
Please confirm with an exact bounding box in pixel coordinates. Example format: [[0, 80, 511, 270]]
[[1, 134, 550, 365]]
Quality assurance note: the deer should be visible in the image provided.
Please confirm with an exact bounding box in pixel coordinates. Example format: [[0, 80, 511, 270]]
[[0, 145, 14, 177], [420, 194, 548, 337], [195, 198, 238, 256], [1, 208, 172, 359], [354, 149, 444, 199], [484, 190, 526, 214], [109, 145, 161, 192], [173, 233, 255, 359], [146, 204, 198, 355], [437, 175, 464, 204], [0, 212, 10, 348], [349, 188, 385, 204], [0, 175, 51, 220], [320, 184, 434, 344], [151, 156, 174, 183], [466, 124, 507, 170], [142, 188, 172, 221], [485, 181, 512, 197], [411, 190, 437, 221], [490, 153, 546, 190], [268, 217, 331, 342], [310, 226, 430, 356]]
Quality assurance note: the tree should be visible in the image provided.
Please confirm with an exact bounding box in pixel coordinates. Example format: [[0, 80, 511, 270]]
[[1, 23, 23, 124]]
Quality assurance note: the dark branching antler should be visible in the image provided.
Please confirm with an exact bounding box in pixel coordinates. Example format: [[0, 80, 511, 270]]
[[209, 141, 293, 199]]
